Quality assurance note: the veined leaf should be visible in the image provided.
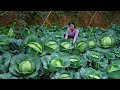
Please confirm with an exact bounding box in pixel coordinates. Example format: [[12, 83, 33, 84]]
[[28, 42, 42, 53]]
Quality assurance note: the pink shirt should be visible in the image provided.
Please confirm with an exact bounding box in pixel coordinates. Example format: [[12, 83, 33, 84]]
[[66, 28, 79, 38]]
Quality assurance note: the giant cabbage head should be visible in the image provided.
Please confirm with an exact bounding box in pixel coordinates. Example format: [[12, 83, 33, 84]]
[[42, 52, 70, 71], [88, 41, 96, 48], [28, 42, 42, 53], [107, 60, 120, 79], [69, 55, 87, 68], [24, 35, 44, 56], [76, 41, 87, 53], [61, 42, 71, 49], [101, 36, 114, 48], [49, 57, 70, 71], [79, 67, 108, 79], [9, 54, 41, 79], [45, 40, 59, 53], [86, 51, 103, 62], [50, 58, 63, 67], [59, 39, 74, 52], [19, 61, 34, 73]]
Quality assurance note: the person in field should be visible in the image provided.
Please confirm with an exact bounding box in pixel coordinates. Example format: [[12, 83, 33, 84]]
[[64, 22, 79, 44]]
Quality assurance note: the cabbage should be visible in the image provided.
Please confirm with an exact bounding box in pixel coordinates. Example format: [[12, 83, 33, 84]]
[[101, 36, 113, 48], [86, 51, 102, 62], [19, 61, 34, 73], [9, 54, 41, 79], [88, 41, 95, 48], [79, 67, 104, 79], [61, 42, 71, 49], [59, 39, 74, 52], [45, 41, 59, 50], [70, 58, 80, 68], [50, 58, 63, 67], [77, 42, 87, 53], [1, 25, 120, 79], [28, 42, 42, 53], [107, 62, 120, 79], [69, 55, 87, 68], [108, 64, 119, 73], [46, 52, 71, 71]]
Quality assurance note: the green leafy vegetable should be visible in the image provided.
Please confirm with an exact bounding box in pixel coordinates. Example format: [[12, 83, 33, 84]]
[[76, 41, 87, 53], [9, 54, 41, 79], [101, 36, 114, 48]]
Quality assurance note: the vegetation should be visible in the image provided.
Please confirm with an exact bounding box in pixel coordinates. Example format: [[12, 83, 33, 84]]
[[0, 23, 119, 79]]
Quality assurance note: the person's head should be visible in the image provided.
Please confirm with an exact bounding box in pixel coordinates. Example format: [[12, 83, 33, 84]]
[[68, 22, 76, 30]]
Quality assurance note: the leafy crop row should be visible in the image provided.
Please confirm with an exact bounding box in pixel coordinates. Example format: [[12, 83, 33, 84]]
[[0, 24, 120, 79]]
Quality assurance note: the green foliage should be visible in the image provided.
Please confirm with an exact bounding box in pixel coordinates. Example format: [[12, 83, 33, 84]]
[[0, 24, 119, 79]]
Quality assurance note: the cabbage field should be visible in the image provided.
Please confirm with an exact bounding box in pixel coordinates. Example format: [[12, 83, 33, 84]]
[[0, 24, 120, 79]]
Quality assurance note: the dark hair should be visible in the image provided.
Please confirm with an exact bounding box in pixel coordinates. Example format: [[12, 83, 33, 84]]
[[68, 22, 76, 28]]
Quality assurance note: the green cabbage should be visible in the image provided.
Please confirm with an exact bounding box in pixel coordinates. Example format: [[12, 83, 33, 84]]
[[101, 36, 113, 48], [86, 51, 101, 62], [47, 52, 70, 71], [61, 42, 71, 49], [108, 64, 120, 73], [108, 64, 120, 79], [50, 58, 63, 67], [28, 42, 42, 53], [69, 55, 87, 68], [9, 54, 41, 79], [77, 42, 87, 53], [45, 41, 59, 50], [80, 67, 102, 79], [19, 61, 34, 73], [88, 41, 95, 48]]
